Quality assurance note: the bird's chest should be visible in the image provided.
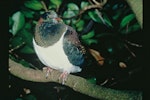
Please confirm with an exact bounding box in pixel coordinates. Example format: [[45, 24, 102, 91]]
[[33, 37, 72, 71]]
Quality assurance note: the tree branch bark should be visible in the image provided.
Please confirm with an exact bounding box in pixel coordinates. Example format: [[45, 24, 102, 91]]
[[9, 58, 142, 100], [126, 0, 143, 28]]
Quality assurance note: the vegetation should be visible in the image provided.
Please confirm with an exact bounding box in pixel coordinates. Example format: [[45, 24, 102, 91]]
[[9, 0, 143, 99]]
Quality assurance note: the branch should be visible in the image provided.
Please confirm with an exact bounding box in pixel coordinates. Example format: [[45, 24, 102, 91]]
[[62, 0, 107, 20], [126, 0, 143, 28], [9, 58, 142, 100]]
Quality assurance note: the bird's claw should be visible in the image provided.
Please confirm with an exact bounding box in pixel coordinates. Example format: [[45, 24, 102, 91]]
[[42, 67, 53, 78], [59, 71, 68, 84]]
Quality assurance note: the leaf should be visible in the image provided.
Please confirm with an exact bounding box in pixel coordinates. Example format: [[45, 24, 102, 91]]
[[18, 29, 34, 54], [24, 23, 32, 30], [67, 3, 79, 11], [48, 4, 57, 9], [50, 0, 62, 7], [21, 10, 35, 18], [120, 14, 135, 29], [10, 28, 34, 54], [83, 39, 98, 45], [19, 29, 33, 46], [20, 45, 35, 54], [88, 11, 102, 23], [89, 48, 104, 66], [81, 30, 95, 40], [10, 36, 23, 47], [24, 0, 43, 10], [63, 10, 76, 18], [120, 23, 140, 34], [11, 11, 25, 35], [81, 1, 89, 9], [112, 9, 122, 20], [76, 20, 85, 31], [96, 33, 113, 38], [103, 13, 113, 27]]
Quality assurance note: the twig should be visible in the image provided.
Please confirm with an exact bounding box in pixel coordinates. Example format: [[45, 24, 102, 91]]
[[9, 42, 25, 53], [95, 9, 108, 26], [9, 42, 26, 59], [62, 0, 108, 20], [89, 0, 109, 27], [124, 44, 136, 57], [62, 4, 102, 20], [125, 40, 142, 47], [41, 1, 48, 12]]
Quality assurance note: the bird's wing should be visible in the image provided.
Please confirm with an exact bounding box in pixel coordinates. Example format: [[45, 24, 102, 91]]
[[63, 26, 86, 66]]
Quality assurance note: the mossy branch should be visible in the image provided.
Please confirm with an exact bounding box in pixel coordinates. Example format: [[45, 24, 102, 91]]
[[9, 58, 142, 100]]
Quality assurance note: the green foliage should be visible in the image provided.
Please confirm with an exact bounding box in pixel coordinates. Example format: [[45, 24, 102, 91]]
[[10, 11, 25, 36], [120, 14, 135, 29], [9, 0, 142, 99], [83, 39, 98, 45], [24, 0, 43, 10], [67, 3, 79, 11], [88, 10, 102, 23], [76, 20, 85, 31], [63, 3, 79, 19], [81, 1, 89, 9], [50, 0, 62, 8], [9, 0, 141, 58], [102, 13, 113, 28], [88, 9, 113, 28], [9, 0, 141, 60], [81, 30, 95, 40], [81, 30, 98, 45], [63, 10, 76, 19], [21, 9, 35, 18], [121, 22, 140, 34]]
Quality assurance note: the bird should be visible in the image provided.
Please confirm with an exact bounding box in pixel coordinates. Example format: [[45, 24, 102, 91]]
[[33, 10, 86, 84]]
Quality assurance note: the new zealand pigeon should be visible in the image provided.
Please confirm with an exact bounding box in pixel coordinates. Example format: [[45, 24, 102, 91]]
[[33, 11, 86, 84]]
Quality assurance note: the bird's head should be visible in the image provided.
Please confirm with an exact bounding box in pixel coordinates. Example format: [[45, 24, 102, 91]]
[[39, 10, 62, 24], [34, 10, 67, 47]]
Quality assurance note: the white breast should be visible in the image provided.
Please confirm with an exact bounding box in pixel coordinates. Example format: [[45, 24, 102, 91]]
[[33, 27, 81, 73]]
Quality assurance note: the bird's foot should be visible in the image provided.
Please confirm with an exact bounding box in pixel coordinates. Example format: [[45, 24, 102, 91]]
[[59, 71, 69, 85], [42, 67, 53, 78]]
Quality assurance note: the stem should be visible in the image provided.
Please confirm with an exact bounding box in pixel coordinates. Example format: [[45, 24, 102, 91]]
[[41, 1, 48, 12], [62, 0, 108, 20]]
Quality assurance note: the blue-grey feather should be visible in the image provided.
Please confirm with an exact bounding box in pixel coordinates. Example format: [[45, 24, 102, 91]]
[[63, 40, 84, 66], [63, 28, 84, 66], [34, 22, 66, 47], [39, 22, 59, 37]]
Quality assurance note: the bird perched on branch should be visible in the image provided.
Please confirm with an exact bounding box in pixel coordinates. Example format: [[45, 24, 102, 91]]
[[33, 11, 86, 84]]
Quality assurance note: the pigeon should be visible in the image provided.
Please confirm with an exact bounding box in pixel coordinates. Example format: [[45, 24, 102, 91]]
[[33, 11, 86, 84]]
